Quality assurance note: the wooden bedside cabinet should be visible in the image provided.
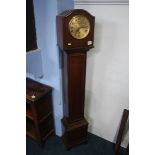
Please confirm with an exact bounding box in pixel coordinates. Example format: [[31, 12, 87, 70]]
[[26, 78, 54, 146]]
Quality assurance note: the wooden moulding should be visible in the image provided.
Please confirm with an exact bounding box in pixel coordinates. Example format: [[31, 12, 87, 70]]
[[115, 109, 129, 154]]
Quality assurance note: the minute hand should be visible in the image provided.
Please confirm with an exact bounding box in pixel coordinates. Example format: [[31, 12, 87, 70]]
[[76, 26, 88, 33]]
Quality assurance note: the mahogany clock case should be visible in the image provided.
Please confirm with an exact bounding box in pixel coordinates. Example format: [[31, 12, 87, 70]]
[[56, 9, 95, 51], [56, 9, 95, 149]]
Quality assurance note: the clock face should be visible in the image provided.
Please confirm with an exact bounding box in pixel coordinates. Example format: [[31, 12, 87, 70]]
[[68, 15, 90, 39]]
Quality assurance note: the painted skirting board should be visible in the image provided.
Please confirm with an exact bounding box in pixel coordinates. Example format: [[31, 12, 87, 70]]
[[74, 0, 129, 5]]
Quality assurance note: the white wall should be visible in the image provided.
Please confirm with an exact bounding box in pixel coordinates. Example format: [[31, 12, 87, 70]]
[[27, 0, 74, 136], [75, 0, 129, 147], [26, 49, 43, 78]]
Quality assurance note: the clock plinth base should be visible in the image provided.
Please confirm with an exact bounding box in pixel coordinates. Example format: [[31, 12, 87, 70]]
[[61, 117, 88, 150]]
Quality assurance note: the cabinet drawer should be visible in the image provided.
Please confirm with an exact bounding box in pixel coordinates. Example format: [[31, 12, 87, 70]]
[[39, 116, 53, 137], [26, 118, 37, 139], [26, 103, 34, 120], [35, 94, 52, 120]]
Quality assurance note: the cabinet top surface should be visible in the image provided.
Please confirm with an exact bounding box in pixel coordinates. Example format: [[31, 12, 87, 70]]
[[26, 78, 52, 102]]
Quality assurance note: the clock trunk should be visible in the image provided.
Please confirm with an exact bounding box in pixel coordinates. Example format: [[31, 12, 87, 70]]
[[61, 50, 88, 149]]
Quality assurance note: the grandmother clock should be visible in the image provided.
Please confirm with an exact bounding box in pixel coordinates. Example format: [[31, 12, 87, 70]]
[[56, 9, 95, 149]]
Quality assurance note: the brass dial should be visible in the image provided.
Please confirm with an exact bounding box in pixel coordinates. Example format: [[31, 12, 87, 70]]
[[68, 15, 90, 39]]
